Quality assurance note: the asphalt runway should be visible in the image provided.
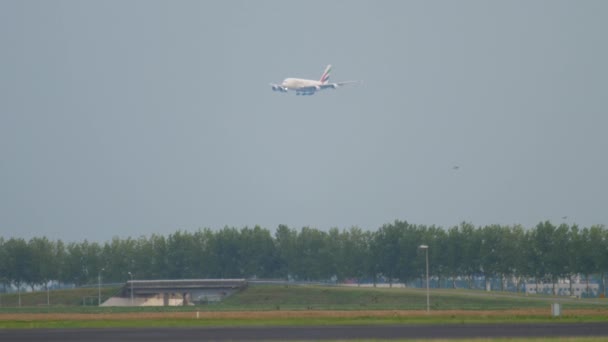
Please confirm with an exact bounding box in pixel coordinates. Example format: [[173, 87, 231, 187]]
[[3, 323, 608, 341]]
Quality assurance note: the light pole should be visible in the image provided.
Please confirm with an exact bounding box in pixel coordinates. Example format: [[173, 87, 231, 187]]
[[419, 244, 429, 312], [128, 271, 133, 306], [98, 268, 105, 306]]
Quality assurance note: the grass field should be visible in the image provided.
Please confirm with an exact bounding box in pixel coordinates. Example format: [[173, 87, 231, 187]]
[[0, 287, 120, 308], [1, 284, 607, 329], [1, 284, 607, 313], [220, 285, 608, 311]]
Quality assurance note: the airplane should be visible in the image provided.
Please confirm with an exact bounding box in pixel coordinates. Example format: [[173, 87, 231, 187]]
[[270, 65, 361, 96]]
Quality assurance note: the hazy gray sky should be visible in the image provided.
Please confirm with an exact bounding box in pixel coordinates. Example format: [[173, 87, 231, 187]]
[[1, 0, 607, 242]]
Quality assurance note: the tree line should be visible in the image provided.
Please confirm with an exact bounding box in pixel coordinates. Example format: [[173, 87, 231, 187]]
[[1, 221, 606, 295]]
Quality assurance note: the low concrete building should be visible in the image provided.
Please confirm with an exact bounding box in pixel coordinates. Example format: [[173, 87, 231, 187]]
[[525, 282, 599, 297]]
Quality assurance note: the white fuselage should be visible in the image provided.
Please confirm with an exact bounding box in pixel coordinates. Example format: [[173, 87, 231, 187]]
[[281, 78, 323, 90]]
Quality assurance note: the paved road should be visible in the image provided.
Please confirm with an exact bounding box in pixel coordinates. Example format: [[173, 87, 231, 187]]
[[3, 323, 608, 341]]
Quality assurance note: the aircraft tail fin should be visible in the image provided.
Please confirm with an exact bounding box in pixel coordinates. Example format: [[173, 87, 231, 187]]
[[319, 65, 332, 84]]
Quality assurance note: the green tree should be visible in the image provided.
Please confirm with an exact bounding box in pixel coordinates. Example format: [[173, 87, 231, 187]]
[[274, 225, 298, 280], [478, 225, 497, 290], [194, 228, 219, 278], [210, 227, 242, 278], [337, 227, 371, 284], [239, 226, 278, 278], [578, 226, 599, 296], [27, 237, 55, 291], [529, 221, 554, 292], [4, 238, 30, 305], [132, 235, 157, 279], [0, 238, 8, 293], [550, 224, 572, 294], [445, 225, 464, 288], [372, 220, 412, 286], [54, 240, 66, 286], [293, 227, 330, 280], [589, 225, 608, 296], [165, 231, 199, 279], [509, 225, 528, 292], [397, 223, 426, 285], [458, 222, 482, 289], [101, 238, 136, 283]]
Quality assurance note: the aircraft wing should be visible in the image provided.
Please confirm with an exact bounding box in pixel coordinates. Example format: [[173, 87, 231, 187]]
[[318, 80, 362, 90], [296, 86, 319, 92]]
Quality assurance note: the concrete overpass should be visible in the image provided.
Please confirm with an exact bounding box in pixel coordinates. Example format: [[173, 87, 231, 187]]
[[104, 279, 247, 306]]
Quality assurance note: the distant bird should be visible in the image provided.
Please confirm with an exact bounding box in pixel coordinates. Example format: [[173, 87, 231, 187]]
[[562, 216, 568, 220], [452, 166, 460, 170]]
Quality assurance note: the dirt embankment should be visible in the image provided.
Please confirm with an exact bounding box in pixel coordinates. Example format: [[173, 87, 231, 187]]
[[1, 309, 607, 321]]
